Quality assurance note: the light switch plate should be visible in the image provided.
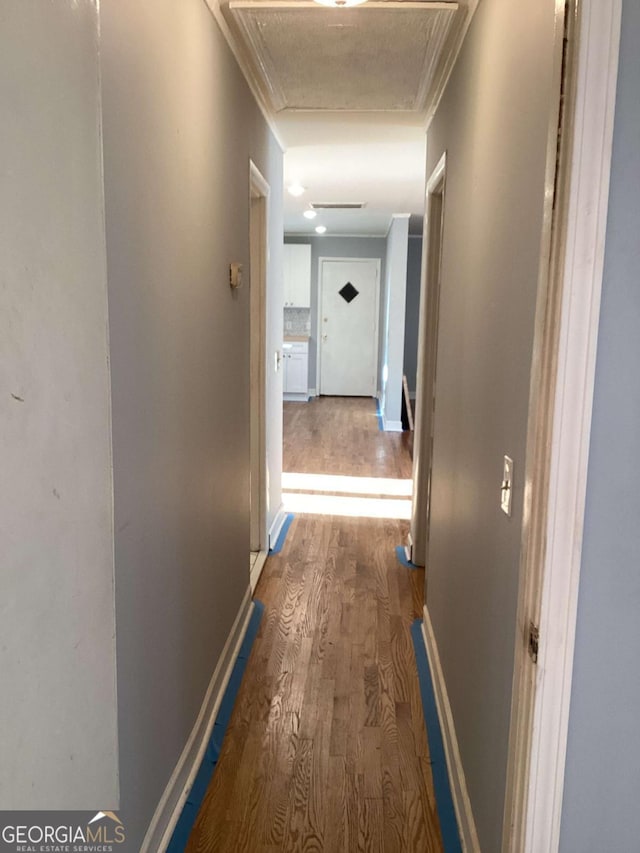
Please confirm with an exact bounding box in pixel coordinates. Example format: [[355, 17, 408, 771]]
[[501, 455, 514, 516]]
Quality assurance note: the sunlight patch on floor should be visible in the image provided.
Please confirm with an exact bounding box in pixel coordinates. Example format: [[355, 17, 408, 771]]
[[282, 472, 413, 497], [282, 491, 412, 520]]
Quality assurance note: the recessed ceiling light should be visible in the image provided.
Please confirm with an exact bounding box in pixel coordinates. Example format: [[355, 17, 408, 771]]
[[303, 210, 317, 220], [287, 183, 305, 197], [315, 225, 327, 235]]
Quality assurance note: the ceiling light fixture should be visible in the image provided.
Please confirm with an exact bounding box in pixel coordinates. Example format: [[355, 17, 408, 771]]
[[303, 210, 317, 220], [314, 0, 368, 7], [287, 182, 305, 197], [315, 225, 327, 235]]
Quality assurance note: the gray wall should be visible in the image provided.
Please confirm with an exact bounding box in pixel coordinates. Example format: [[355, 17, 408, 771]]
[[424, 0, 558, 848], [560, 3, 640, 850], [286, 235, 386, 391], [403, 237, 423, 393], [0, 1, 118, 809], [100, 0, 283, 847]]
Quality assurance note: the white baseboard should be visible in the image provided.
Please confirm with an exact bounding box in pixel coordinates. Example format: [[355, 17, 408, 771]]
[[268, 505, 288, 550], [406, 531, 415, 565], [308, 387, 317, 397], [141, 587, 254, 852], [283, 392, 309, 402], [421, 605, 481, 853], [250, 550, 268, 593], [376, 393, 404, 432]]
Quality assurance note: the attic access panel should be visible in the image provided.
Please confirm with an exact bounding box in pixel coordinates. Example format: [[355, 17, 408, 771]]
[[228, 3, 459, 112]]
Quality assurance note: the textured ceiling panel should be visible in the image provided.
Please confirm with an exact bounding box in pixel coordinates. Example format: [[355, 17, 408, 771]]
[[229, 4, 458, 112]]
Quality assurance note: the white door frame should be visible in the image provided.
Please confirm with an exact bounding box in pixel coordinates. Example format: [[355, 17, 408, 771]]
[[409, 152, 446, 569], [503, 2, 622, 851], [249, 161, 269, 564], [316, 256, 381, 396]]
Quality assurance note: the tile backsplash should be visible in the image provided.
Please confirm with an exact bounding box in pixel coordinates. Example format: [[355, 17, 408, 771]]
[[284, 307, 311, 336]]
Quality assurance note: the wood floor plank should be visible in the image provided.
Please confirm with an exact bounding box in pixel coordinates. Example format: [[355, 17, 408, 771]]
[[382, 758, 406, 853], [360, 726, 383, 798], [282, 735, 325, 853], [260, 711, 301, 846], [186, 397, 443, 853], [358, 797, 384, 853], [403, 788, 442, 853], [324, 756, 348, 852]]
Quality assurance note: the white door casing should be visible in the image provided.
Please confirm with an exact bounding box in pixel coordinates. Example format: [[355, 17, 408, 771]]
[[410, 152, 446, 569], [249, 161, 269, 556], [318, 258, 380, 397], [502, 2, 622, 851]]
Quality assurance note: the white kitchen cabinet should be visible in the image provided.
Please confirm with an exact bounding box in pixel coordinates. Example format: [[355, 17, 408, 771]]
[[283, 341, 309, 399], [283, 243, 311, 308]]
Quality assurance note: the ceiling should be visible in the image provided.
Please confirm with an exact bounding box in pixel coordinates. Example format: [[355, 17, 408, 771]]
[[280, 112, 427, 235], [206, 0, 477, 236]]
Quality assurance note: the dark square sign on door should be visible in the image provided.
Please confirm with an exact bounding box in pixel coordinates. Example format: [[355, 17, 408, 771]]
[[338, 282, 359, 304]]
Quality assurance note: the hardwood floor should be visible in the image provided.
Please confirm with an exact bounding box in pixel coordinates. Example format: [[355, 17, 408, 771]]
[[283, 396, 413, 479], [186, 397, 443, 852]]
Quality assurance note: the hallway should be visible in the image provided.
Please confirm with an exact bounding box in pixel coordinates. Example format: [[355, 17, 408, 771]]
[[3, 0, 634, 847], [186, 398, 443, 852]]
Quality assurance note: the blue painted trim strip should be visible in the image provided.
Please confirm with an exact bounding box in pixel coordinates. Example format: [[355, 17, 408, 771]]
[[395, 544, 420, 570], [376, 399, 384, 431], [269, 512, 294, 555], [166, 600, 265, 852], [410, 619, 462, 853]]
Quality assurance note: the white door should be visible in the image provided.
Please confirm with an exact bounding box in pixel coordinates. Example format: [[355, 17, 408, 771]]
[[319, 259, 380, 396]]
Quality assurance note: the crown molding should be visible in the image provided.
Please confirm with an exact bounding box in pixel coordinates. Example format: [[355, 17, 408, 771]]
[[203, 0, 286, 151]]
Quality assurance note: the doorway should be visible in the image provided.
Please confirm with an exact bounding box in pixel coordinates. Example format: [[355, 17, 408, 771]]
[[317, 257, 380, 397], [249, 161, 269, 590], [410, 152, 446, 568]]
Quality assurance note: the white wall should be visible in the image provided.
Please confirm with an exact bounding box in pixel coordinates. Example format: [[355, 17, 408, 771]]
[[560, 2, 640, 848], [423, 0, 558, 848], [381, 215, 409, 429], [100, 0, 283, 846], [0, 0, 118, 809]]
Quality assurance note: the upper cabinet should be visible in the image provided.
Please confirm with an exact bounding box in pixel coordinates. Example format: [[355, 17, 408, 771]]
[[283, 243, 311, 308]]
